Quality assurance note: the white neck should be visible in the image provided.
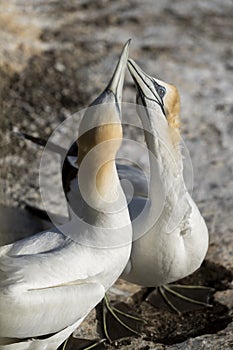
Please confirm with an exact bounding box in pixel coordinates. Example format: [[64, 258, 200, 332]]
[[62, 154, 131, 248], [141, 106, 189, 232], [78, 155, 129, 227]]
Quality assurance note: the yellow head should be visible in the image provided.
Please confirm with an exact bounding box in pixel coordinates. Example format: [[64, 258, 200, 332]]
[[77, 40, 130, 166], [128, 59, 181, 148]]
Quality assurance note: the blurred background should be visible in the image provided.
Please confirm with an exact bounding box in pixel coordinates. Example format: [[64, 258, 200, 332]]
[[0, 0, 232, 349]]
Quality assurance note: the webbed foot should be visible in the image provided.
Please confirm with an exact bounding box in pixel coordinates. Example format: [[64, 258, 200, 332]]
[[97, 295, 144, 343], [60, 337, 106, 350], [147, 284, 214, 314]]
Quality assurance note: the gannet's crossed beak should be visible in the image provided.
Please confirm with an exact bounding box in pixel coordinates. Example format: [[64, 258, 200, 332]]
[[78, 40, 130, 140], [106, 39, 131, 109], [88, 39, 130, 122], [127, 58, 166, 117]]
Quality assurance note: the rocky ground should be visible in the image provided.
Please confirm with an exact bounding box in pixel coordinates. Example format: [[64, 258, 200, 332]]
[[0, 0, 232, 349]]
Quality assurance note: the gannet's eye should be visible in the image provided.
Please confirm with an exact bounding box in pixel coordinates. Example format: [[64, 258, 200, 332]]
[[157, 86, 166, 98]]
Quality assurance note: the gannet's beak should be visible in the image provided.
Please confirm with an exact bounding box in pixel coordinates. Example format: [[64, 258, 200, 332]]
[[79, 40, 131, 141], [106, 39, 131, 107], [127, 58, 166, 116]]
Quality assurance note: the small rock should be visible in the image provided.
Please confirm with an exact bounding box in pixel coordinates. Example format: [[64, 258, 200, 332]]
[[55, 62, 66, 72]]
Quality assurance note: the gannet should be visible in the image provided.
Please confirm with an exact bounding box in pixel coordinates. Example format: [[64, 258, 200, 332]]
[[122, 58, 209, 295], [19, 54, 211, 338], [0, 40, 132, 350], [40, 60, 210, 307]]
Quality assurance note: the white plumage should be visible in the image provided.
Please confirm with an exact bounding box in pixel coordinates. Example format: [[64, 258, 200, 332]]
[[122, 59, 208, 287], [0, 40, 132, 349]]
